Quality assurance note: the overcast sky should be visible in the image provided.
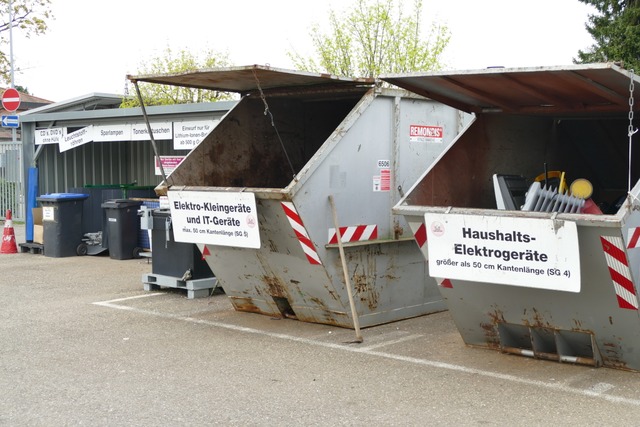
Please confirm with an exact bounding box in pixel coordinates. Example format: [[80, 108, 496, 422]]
[[9, 0, 596, 102]]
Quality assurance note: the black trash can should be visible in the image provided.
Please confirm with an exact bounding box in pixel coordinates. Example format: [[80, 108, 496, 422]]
[[36, 193, 89, 258], [151, 209, 214, 279], [102, 199, 143, 260]]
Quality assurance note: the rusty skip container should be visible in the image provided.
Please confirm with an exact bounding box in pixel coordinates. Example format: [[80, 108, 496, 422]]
[[128, 65, 470, 328], [385, 63, 640, 371]]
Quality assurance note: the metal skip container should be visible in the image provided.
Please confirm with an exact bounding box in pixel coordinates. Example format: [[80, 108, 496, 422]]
[[385, 63, 640, 371], [128, 65, 470, 328]]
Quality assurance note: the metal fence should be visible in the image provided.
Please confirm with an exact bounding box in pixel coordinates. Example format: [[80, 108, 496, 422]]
[[0, 141, 23, 220]]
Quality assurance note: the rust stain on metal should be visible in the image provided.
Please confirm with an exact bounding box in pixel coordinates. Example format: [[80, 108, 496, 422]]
[[330, 247, 382, 311], [601, 340, 628, 370], [353, 273, 380, 311], [309, 296, 329, 312], [268, 239, 278, 253], [262, 275, 288, 298], [570, 356, 599, 367], [230, 297, 263, 314], [482, 307, 505, 347], [393, 223, 404, 239], [480, 322, 501, 348], [297, 313, 347, 328], [289, 296, 349, 327], [325, 286, 341, 302], [353, 275, 367, 294], [530, 308, 553, 329], [488, 307, 506, 324]]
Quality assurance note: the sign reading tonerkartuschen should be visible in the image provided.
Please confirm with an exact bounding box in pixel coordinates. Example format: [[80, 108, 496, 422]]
[[168, 190, 260, 249], [425, 213, 581, 292]]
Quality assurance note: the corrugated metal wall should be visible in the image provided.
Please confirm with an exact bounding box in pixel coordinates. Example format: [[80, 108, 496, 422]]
[[0, 141, 23, 219], [21, 101, 236, 226], [36, 139, 177, 194]]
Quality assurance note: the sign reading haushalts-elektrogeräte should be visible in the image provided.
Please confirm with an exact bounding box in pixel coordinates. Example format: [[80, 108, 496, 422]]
[[425, 213, 581, 292], [168, 190, 260, 249]]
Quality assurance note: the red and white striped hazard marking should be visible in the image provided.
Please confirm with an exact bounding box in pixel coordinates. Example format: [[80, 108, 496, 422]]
[[600, 235, 639, 310], [328, 225, 377, 244], [414, 222, 427, 250], [201, 245, 211, 259], [627, 227, 640, 249], [437, 278, 453, 288], [281, 202, 322, 265]]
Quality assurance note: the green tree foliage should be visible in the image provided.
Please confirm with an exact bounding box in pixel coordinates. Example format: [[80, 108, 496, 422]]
[[14, 84, 28, 94], [122, 46, 235, 107], [0, 0, 52, 85], [575, 0, 640, 70], [288, 0, 450, 78]]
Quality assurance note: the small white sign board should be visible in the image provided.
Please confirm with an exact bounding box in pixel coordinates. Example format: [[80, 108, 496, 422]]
[[94, 123, 132, 142], [424, 213, 581, 292], [131, 121, 173, 141], [59, 126, 94, 153], [42, 206, 55, 221], [173, 119, 218, 149], [35, 127, 64, 145], [168, 190, 260, 249]]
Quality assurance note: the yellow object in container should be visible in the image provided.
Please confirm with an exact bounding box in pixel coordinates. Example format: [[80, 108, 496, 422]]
[[570, 178, 593, 199]]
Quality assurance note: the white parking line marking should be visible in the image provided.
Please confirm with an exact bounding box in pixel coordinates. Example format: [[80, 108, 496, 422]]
[[93, 298, 640, 407], [360, 334, 424, 350], [588, 382, 616, 395], [94, 293, 164, 304]]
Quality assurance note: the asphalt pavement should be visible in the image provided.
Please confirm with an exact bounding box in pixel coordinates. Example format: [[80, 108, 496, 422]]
[[2, 224, 640, 426]]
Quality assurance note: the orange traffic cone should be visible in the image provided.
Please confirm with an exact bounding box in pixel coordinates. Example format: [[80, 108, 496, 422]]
[[1, 209, 18, 254]]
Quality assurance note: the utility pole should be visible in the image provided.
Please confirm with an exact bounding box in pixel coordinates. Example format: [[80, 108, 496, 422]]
[[8, 0, 16, 143]]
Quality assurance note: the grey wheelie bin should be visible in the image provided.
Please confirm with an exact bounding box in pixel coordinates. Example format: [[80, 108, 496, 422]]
[[101, 199, 143, 260], [386, 63, 640, 371], [128, 65, 471, 328], [36, 193, 89, 257], [141, 208, 218, 298]]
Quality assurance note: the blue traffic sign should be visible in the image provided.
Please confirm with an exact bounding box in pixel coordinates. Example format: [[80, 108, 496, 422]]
[[1, 115, 19, 128]]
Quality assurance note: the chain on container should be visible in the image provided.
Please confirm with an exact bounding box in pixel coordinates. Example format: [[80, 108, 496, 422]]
[[629, 70, 638, 193], [629, 70, 635, 136], [252, 69, 296, 177]]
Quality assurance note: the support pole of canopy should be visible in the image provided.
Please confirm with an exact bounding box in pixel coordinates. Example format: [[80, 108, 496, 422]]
[[131, 80, 170, 188]]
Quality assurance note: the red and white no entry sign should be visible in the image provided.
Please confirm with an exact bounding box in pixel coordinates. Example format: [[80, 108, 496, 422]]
[[2, 88, 21, 112]]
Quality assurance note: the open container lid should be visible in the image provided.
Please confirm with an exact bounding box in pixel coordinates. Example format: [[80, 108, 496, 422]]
[[381, 62, 640, 116], [128, 64, 375, 95]]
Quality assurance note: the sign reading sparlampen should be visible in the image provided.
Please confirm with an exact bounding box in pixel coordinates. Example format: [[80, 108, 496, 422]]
[[168, 190, 260, 249]]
